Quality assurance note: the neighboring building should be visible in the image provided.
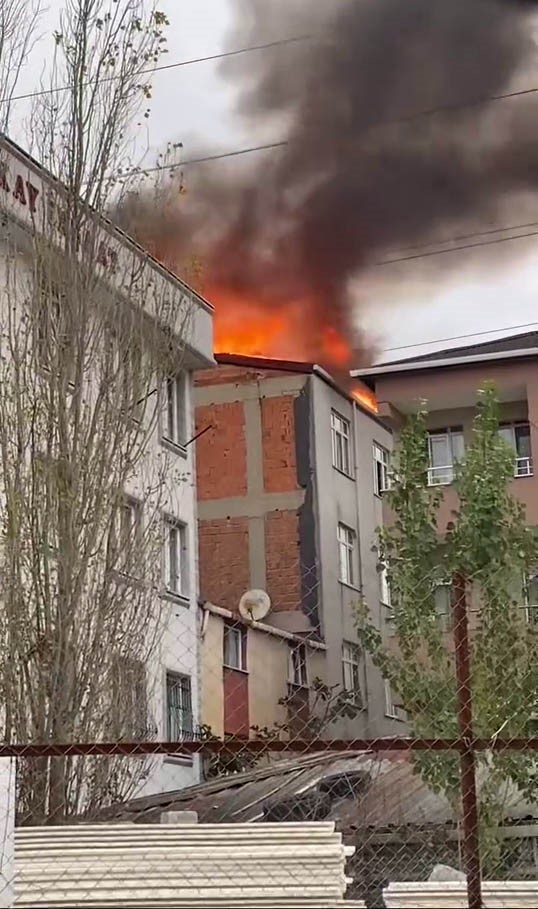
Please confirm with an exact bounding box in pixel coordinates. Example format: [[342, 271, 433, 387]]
[[352, 329, 538, 627], [0, 136, 215, 798], [194, 353, 399, 739], [199, 600, 327, 741]]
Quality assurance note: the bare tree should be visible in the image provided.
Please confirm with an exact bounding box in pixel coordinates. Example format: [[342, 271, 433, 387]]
[[0, 0, 43, 131], [0, 1, 196, 823]]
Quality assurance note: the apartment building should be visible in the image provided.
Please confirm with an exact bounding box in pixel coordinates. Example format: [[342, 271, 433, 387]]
[[352, 329, 538, 624], [0, 136, 214, 798], [194, 353, 401, 740]]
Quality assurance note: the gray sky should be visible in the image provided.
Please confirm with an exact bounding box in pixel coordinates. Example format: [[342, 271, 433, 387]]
[[11, 0, 538, 362]]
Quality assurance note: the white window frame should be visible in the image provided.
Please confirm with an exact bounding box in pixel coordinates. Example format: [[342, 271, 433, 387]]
[[523, 573, 538, 626], [384, 678, 399, 719], [163, 372, 187, 449], [434, 582, 452, 632], [331, 410, 352, 476], [166, 671, 193, 741], [223, 623, 247, 672], [427, 427, 464, 486], [498, 422, 533, 478], [163, 516, 188, 600], [342, 641, 363, 705], [337, 522, 356, 586], [289, 643, 308, 688], [112, 496, 142, 576], [373, 443, 390, 495], [379, 562, 391, 606]]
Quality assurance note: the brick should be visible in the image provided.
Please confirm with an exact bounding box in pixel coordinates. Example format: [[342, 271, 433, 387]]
[[195, 402, 247, 500], [265, 510, 301, 612], [198, 517, 250, 611], [261, 396, 299, 493]]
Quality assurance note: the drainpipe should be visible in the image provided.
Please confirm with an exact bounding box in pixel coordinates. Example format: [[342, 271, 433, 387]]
[[352, 401, 372, 737]]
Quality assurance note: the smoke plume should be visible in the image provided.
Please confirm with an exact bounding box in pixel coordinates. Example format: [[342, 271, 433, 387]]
[[117, 0, 538, 368]]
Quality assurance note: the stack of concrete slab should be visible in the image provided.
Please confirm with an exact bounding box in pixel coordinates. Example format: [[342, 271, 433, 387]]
[[13, 822, 365, 908]]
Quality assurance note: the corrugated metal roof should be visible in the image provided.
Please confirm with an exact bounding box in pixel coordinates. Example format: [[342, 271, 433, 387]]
[[98, 752, 537, 829]]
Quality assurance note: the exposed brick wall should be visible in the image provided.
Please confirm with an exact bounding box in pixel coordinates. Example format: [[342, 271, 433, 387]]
[[265, 510, 301, 612], [261, 395, 299, 493], [198, 517, 250, 611], [195, 402, 247, 500]]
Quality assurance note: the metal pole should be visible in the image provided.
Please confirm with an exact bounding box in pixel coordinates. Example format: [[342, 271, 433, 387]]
[[452, 571, 482, 909]]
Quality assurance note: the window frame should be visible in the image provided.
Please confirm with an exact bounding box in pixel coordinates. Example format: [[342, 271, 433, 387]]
[[427, 427, 464, 486], [162, 372, 187, 450], [498, 422, 533, 478], [342, 641, 363, 706], [163, 516, 188, 601], [384, 678, 399, 720], [289, 643, 308, 688], [331, 410, 352, 477], [111, 495, 143, 577], [112, 656, 149, 740], [223, 622, 248, 672], [337, 522, 356, 586], [373, 443, 390, 496], [434, 581, 452, 632], [166, 671, 193, 742], [523, 573, 538, 626]]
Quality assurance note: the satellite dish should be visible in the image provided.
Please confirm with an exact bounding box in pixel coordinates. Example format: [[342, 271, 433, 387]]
[[239, 589, 271, 622]]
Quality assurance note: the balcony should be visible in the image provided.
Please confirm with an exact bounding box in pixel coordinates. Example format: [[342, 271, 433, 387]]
[[427, 464, 455, 487], [515, 456, 533, 478]]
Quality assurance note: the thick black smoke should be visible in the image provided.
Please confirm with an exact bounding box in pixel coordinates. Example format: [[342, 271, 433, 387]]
[[118, 0, 538, 364]]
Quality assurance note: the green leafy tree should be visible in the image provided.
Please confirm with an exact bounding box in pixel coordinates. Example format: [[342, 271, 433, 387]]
[[357, 384, 538, 868]]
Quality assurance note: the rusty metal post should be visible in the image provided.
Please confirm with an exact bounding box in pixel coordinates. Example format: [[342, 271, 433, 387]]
[[452, 571, 482, 909]]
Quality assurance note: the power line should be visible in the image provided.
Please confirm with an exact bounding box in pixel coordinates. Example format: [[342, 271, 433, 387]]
[[372, 227, 538, 266], [0, 35, 311, 105], [383, 321, 538, 355]]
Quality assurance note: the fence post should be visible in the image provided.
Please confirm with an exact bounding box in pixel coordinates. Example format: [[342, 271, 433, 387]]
[[452, 572, 482, 909], [0, 757, 15, 908]]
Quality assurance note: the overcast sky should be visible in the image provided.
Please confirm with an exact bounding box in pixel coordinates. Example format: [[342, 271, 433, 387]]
[[11, 0, 538, 362]]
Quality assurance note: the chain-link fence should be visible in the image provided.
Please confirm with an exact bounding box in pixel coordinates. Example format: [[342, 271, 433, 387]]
[[0, 560, 537, 908]]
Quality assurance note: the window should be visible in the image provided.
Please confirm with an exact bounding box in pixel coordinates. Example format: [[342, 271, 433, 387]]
[[498, 423, 533, 477], [427, 427, 464, 486], [223, 623, 247, 671], [331, 411, 352, 475], [523, 573, 538, 626], [111, 657, 148, 740], [379, 562, 391, 605], [337, 523, 356, 586], [36, 284, 74, 382], [373, 443, 390, 495], [342, 642, 363, 706], [163, 373, 187, 448], [289, 643, 308, 688], [112, 497, 142, 575], [163, 517, 188, 599], [118, 343, 144, 422], [434, 582, 452, 632], [166, 672, 193, 741], [384, 678, 398, 719]]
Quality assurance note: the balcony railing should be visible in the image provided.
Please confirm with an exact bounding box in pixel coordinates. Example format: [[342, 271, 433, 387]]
[[515, 456, 533, 477], [427, 464, 455, 486]]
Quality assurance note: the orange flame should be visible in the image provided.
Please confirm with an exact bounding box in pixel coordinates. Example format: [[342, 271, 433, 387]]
[[209, 286, 379, 413], [351, 383, 379, 414]]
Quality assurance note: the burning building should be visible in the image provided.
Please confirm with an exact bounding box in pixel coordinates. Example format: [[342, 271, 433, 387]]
[[194, 353, 399, 740]]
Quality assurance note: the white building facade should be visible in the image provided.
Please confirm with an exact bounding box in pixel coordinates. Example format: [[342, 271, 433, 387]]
[[0, 136, 214, 800]]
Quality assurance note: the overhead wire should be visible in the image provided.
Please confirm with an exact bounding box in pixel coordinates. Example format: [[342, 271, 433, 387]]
[[0, 35, 312, 106], [383, 321, 538, 355]]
